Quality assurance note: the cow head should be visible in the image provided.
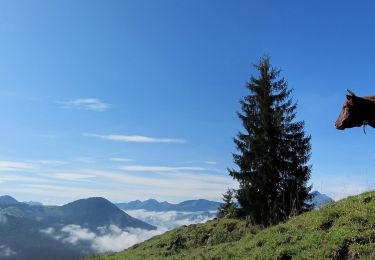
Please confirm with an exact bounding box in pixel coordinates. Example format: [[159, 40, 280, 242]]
[[335, 90, 367, 130]]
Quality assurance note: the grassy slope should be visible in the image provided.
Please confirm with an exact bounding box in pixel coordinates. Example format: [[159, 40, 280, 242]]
[[88, 191, 375, 259]]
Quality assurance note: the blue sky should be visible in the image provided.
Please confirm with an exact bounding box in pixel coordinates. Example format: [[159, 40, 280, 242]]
[[0, 1, 374, 205]]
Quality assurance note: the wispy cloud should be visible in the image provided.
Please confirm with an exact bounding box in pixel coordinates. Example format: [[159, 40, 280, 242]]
[[83, 169, 234, 195], [119, 165, 204, 172], [0, 168, 235, 203], [311, 173, 375, 201], [84, 134, 185, 144], [0, 174, 52, 184], [110, 158, 134, 162], [30, 160, 67, 166], [0, 156, 232, 203], [0, 161, 34, 171], [4, 184, 132, 202], [204, 161, 218, 165], [58, 98, 111, 112], [324, 182, 373, 201], [52, 173, 96, 182]]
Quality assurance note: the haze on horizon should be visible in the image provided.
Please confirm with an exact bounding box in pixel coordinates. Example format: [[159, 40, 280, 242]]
[[0, 1, 374, 205]]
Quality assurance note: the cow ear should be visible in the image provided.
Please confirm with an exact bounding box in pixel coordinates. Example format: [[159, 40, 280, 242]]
[[347, 89, 356, 96], [346, 95, 355, 105]]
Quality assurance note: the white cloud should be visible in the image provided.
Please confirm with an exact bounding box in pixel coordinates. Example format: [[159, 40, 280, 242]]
[[84, 169, 230, 191], [312, 175, 375, 201], [204, 161, 218, 165], [110, 158, 134, 162], [324, 183, 373, 201], [52, 173, 96, 182], [119, 165, 205, 172], [0, 245, 16, 257], [0, 161, 34, 172], [92, 226, 164, 253], [30, 160, 67, 166], [8, 184, 131, 202], [157, 172, 230, 183], [58, 98, 111, 112], [85, 134, 185, 144], [42, 209, 217, 254], [0, 174, 55, 184], [61, 225, 96, 244], [40, 227, 55, 235], [125, 209, 216, 230], [3, 184, 219, 205], [0, 161, 235, 203], [44, 224, 165, 254]]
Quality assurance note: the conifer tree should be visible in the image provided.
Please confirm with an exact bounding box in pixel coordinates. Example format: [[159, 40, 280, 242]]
[[229, 56, 312, 226], [217, 189, 237, 219]]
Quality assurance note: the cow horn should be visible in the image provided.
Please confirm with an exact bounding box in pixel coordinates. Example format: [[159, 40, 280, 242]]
[[347, 89, 356, 96]]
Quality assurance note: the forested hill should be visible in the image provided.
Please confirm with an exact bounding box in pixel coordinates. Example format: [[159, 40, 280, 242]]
[[88, 190, 375, 259]]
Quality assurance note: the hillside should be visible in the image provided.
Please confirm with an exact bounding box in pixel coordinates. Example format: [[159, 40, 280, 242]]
[[88, 190, 375, 259]]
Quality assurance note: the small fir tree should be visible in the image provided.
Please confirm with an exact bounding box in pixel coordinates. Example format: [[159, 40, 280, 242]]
[[229, 56, 312, 226], [217, 189, 238, 219]]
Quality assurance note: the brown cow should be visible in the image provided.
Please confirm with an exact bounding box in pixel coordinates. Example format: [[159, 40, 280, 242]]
[[335, 90, 375, 130]]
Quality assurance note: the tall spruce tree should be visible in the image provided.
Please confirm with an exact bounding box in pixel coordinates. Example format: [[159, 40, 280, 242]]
[[229, 56, 312, 226]]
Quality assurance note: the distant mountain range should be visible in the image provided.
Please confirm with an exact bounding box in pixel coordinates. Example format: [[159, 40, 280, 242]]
[[116, 198, 221, 212], [116, 191, 333, 213], [0, 195, 155, 260], [0, 196, 43, 207], [0, 196, 155, 230]]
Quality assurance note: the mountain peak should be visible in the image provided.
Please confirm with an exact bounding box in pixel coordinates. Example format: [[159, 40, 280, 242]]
[[0, 195, 19, 205], [310, 191, 334, 208], [62, 197, 113, 210], [75, 196, 110, 204], [60, 197, 156, 230], [145, 198, 159, 203]]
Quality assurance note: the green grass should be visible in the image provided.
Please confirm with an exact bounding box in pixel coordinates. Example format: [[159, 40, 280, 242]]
[[88, 190, 375, 259]]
